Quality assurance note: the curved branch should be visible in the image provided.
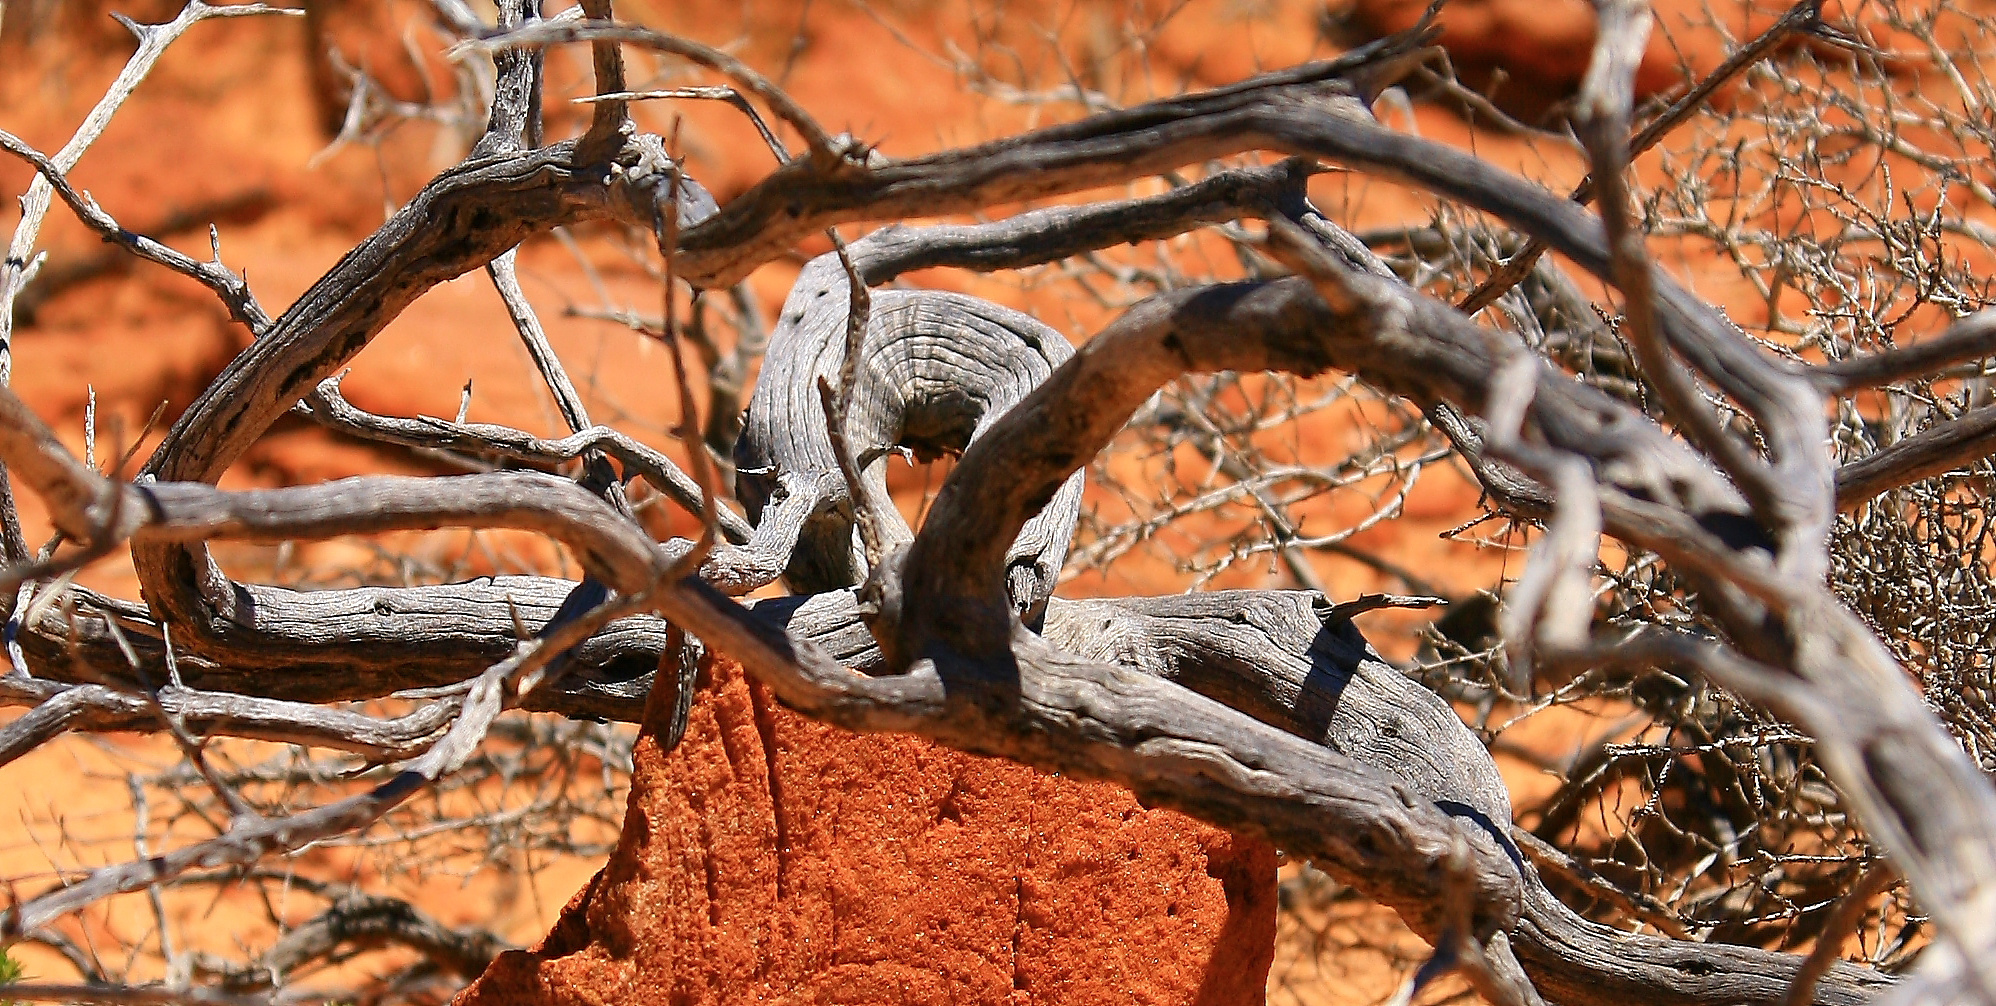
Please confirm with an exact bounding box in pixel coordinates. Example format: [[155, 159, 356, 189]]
[[572, 2, 630, 159], [842, 160, 1313, 284], [231, 894, 507, 989], [889, 268, 1754, 664], [1808, 310, 1996, 393], [666, 50, 1407, 288], [0, 677, 454, 766], [737, 245, 1082, 612], [126, 128, 711, 667], [662, 572, 1529, 947], [298, 373, 753, 543], [0, 24, 1956, 1000], [134, 139, 626, 487], [665, 40, 1831, 559], [1836, 404, 1996, 507], [0, 130, 271, 334], [875, 243, 1888, 1002]]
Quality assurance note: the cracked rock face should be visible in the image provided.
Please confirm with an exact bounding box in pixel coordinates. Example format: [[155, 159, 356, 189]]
[[455, 654, 1276, 1005]]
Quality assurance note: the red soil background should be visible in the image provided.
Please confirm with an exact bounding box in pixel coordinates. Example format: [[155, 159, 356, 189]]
[[0, 0, 1911, 1002]]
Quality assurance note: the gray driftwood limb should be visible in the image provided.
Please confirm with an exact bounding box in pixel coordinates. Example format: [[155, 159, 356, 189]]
[[7, 8, 1994, 1004]]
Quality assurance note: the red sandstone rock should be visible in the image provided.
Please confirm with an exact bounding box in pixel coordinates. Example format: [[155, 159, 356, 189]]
[[1345, 0, 1689, 120], [1345, 0, 1991, 122], [1340, 0, 1756, 120], [456, 655, 1277, 1006]]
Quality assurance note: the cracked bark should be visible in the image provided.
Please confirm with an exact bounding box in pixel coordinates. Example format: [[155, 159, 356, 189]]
[[3, 10, 1988, 1005]]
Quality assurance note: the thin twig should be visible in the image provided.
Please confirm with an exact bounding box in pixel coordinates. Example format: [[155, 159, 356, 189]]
[[1782, 864, 1895, 1006], [1456, 0, 1825, 316], [577, 86, 792, 164], [463, 19, 837, 156], [654, 118, 721, 582]]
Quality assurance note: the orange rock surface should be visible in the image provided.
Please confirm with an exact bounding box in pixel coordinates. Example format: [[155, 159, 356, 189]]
[[456, 655, 1276, 1006], [16, 0, 1907, 995]]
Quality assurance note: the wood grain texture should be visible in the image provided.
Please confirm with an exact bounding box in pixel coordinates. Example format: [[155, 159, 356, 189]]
[[11, 18, 1992, 1001]]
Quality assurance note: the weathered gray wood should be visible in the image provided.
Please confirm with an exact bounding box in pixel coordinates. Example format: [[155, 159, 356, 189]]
[[664, 44, 1418, 288], [7, 18, 1989, 1000], [298, 373, 754, 543], [127, 130, 714, 654], [0, 224, 1897, 1006], [1043, 591, 1513, 826], [0, 676, 454, 765], [737, 246, 1082, 616]]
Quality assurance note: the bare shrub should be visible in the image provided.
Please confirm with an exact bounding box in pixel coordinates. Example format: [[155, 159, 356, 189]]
[[5, 0, 1996, 1003]]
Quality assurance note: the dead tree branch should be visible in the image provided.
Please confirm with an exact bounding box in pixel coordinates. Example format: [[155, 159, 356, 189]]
[[8, 6, 1996, 1003]]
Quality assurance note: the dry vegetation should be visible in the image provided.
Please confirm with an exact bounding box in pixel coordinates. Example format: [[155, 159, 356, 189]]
[[5, 0, 1996, 1003]]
